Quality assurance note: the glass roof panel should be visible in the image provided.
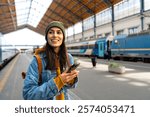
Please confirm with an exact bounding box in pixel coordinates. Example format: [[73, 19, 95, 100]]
[[15, 0, 52, 27]]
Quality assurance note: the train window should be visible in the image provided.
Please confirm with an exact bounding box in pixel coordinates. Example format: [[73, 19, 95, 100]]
[[81, 45, 86, 49], [88, 44, 94, 49]]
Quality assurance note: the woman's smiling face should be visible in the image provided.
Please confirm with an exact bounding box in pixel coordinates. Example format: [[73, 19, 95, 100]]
[[47, 27, 64, 48]]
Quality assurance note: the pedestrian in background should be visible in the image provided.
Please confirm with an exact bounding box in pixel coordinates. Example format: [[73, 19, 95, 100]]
[[91, 55, 97, 67]]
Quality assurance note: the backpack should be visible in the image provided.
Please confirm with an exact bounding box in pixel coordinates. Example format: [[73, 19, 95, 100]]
[[21, 54, 42, 85]]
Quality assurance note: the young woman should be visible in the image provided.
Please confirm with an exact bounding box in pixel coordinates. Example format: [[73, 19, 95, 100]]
[[23, 21, 79, 100]]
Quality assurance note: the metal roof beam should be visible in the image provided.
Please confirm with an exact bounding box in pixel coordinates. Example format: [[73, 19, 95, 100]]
[[0, 11, 16, 16], [0, 23, 14, 28], [0, 2, 15, 6], [42, 15, 70, 28], [47, 8, 74, 25], [76, 0, 103, 16], [0, 18, 12, 23], [26, 0, 33, 24], [53, 0, 82, 21], [55, 0, 84, 24], [102, 0, 112, 7], [76, 0, 94, 14], [7, 0, 16, 30]]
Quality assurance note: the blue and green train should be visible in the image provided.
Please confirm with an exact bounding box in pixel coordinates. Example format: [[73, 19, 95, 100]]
[[67, 32, 150, 63]]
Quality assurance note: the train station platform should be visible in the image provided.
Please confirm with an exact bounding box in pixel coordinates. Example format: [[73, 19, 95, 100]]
[[0, 53, 150, 100]]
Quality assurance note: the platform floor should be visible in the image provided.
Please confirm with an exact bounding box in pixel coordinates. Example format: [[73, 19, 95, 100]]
[[0, 53, 150, 100]]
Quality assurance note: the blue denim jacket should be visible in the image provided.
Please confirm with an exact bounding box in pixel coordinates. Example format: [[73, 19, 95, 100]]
[[23, 52, 78, 100]]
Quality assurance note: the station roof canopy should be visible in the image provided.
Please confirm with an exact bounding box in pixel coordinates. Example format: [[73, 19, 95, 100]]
[[0, 0, 122, 35]]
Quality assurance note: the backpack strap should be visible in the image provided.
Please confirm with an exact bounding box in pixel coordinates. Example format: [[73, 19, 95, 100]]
[[34, 54, 42, 85], [34, 53, 69, 86], [34, 53, 70, 86], [66, 53, 71, 67]]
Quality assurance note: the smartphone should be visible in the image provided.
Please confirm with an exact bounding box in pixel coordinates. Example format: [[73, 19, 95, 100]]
[[67, 63, 80, 73]]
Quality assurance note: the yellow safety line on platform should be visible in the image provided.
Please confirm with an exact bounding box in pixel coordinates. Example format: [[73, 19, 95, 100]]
[[0, 55, 19, 92]]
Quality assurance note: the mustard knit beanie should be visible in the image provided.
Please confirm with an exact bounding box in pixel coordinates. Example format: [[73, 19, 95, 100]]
[[45, 21, 65, 41]]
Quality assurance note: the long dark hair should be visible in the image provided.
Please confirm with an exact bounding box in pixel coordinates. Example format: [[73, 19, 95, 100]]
[[44, 40, 67, 72]]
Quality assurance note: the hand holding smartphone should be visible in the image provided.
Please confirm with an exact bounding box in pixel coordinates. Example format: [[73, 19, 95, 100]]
[[67, 63, 80, 73]]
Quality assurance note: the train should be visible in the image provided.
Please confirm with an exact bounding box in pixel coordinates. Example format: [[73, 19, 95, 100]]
[[0, 46, 19, 70], [67, 31, 150, 63]]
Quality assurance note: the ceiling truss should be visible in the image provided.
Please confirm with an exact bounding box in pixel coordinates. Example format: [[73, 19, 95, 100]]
[[0, 0, 122, 35]]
